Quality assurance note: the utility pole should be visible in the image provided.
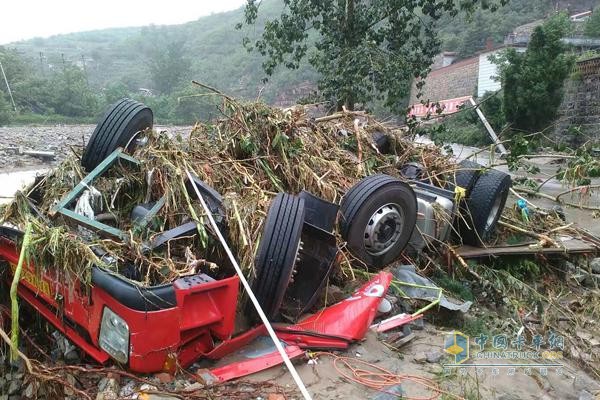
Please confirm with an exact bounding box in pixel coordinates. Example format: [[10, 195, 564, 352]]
[[0, 60, 17, 112], [81, 54, 89, 86], [39, 52, 45, 75]]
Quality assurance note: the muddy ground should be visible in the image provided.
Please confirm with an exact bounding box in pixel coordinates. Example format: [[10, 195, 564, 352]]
[[1, 125, 599, 399]]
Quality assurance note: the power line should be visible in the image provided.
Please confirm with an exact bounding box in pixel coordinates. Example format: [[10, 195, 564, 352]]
[[0, 60, 17, 112]]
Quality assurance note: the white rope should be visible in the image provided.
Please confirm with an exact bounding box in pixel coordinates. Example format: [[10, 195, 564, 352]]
[[185, 169, 312, 400]]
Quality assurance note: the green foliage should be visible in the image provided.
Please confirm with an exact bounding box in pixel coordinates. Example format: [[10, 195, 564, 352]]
[[490, 257, 541, 280], [240, 0, 507, 112], [434, 271, 475, 302], [1, 46, 99, 118], [0, 94, 12, 125], [428, 111, 491, 147], [585, 10, 600, 37], [438, 0, 555, 56], [496, 13, 575, 133], [45, 66, 99, 117], [139, 27, 192, 95], [420, 93, 504, 147]]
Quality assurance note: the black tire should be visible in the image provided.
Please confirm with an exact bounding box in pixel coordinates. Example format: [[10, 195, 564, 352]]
[[251, 193, 305, 320], [81, 98, 153, 171], [339, 174, 417, 269], [450, 160, 483, 196], [459, 169, 511, 245]]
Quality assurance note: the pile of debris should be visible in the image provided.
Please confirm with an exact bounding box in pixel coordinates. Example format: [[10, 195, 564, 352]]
[[1, 95, 599, 399], [1, 98, 455, 287]]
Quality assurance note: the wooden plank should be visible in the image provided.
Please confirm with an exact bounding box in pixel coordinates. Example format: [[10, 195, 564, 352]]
[[456, 239, 597, 259]]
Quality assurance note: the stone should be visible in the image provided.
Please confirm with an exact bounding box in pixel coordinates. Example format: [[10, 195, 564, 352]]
[[590, 258, 600, 274], [413, 352, 427, 363], [95, 378, 119, 400], [267, 394, 286, 400], [425, 351, 444, 363], [564, 261, 577, 272], [497, 394, 520, 400], [371, 384, 404, 399], [579, 390, 594, 400], [183, 382, 204, 392], [23, 383, 34, 398], [583, 272, 600, 288], [154, 372, 174, 384], [119, 380, 137, 398], [7, 380, 19, 395]]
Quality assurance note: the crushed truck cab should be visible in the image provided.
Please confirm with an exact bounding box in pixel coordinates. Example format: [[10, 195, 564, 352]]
[[0, 226, 239, 373]]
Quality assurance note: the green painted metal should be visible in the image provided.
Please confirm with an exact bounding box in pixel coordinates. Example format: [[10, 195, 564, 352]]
[[49, 147, 142, 239], [59, 209, 126, 240], [50, 148, 138, 217]]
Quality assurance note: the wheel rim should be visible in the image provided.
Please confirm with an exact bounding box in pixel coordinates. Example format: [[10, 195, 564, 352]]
[[485, 195, 504, 231], [363, 203, 404, 256]]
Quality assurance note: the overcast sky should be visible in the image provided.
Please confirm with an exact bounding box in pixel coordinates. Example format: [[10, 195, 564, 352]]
[[0, 0, 247, 45]]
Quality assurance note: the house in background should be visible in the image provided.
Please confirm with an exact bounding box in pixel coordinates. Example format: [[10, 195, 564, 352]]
[[408, 44, 526, 117], [409, 11, 600, 118]]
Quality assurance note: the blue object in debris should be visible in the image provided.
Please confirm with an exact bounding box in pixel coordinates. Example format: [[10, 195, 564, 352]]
[[516, 199, 530, 222]]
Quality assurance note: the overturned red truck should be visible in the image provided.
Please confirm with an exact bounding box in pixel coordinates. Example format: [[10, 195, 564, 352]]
[[0, 99, 510, 374]]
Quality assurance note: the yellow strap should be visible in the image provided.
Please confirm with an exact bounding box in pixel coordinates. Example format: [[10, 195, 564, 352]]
[[454, 186, 466, 203]]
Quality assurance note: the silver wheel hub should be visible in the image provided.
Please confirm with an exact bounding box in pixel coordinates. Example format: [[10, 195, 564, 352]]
[[485, 196, 503, 231], [363, 203, 404, 256]]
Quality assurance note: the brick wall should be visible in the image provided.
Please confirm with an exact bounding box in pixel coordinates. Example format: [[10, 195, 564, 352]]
[[409, 57, 479, 105], [554, 57, 600, 146]]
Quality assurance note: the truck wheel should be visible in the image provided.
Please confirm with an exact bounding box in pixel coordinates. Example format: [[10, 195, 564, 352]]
[[251, 193, 305, 320], [459, 169, 511, 245], [81, 98, 153, 171], [339, 174, 417, 269], [450, 159, 482, 196]]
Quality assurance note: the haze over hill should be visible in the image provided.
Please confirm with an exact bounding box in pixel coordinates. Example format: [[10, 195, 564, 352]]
[[1, 0, 597, 124]]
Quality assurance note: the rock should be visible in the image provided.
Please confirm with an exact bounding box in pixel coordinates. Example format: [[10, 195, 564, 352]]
[[267, 394, 286, 400], [154, 372, 173, 384], [583, 272, 600, 288], [497, 394, 520, 400], [571, 268, 588, 284], [23, 383, 34, 398], [183, 382, 204, 392], [96, 377, 119, 400], [590, 258, 600, 274], [7, 380, 19, 395], [413, 352, 427, 363], [425, 351, 444, 363], [579, 390, 594, 400], [119, 380, 137, 398], [371, 384, 404, 399], [564, 261, 577, 272]]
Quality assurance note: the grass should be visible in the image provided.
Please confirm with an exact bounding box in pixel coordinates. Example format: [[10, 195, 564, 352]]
[[9, 113, 96, 126], [434, 271, 475, 302]]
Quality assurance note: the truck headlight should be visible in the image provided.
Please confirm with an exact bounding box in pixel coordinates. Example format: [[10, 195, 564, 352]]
[[99, 307, 130, 364]]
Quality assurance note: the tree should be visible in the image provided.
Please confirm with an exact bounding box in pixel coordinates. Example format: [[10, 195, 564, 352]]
[[496, 12, 574, 132], [585, 9, 600, 37], [45, 65, 99, 117], [140, 27, 192, 95], [240, 0, 507, 112], [0, 94, 12, 125]]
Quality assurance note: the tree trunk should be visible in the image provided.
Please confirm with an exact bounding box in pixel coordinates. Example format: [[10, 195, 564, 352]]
[[343, 0, 356, 111]]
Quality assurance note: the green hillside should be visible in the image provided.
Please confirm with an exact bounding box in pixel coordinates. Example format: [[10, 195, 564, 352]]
[[7, 1, 317, 105], [1, 0, 592, 124]]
